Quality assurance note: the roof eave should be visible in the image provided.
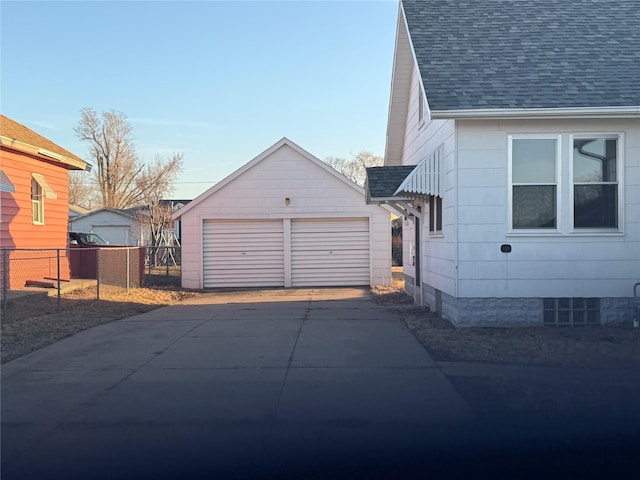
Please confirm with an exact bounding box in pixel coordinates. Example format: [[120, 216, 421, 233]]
[[0, 135, 89, 171], [366, 195, 414, 205], [383, 3, 414, 167], [430, 106, 640, 120]]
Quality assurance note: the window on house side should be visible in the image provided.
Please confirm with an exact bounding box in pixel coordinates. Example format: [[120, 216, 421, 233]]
[[429, 195, 442, 234], [418, 87, 424, 124], [511, 138, 558, 229], [573, 138, 618, 229], [32, 178, 44, 224]]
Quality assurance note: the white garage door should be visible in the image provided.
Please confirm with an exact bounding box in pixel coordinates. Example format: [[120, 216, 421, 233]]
[[203, 220, 285, 288], [291, 218, 370, 287]]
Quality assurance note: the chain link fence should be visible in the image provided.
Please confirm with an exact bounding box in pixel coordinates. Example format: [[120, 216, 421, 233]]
[[1, 246, 152, 320], [145, 246, 181, 287]]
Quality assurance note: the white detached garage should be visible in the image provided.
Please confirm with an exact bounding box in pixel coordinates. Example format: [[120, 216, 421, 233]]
[[174, 138, 392, 289]]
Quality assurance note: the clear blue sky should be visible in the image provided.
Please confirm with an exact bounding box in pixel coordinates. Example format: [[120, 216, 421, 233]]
[[1, 0, 398, 199]]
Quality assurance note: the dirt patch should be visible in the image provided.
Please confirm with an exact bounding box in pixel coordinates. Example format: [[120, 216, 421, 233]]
[[402, 308, 640, 368], [1, 286, 201, 364], [371, 270, 640, 368]]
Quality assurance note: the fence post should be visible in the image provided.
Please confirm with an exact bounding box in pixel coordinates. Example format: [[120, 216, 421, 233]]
[[96, 248, 100, 303], [126, 248, 130, 293], [57, 248, 61, 311], [1, 249, 8, 318]]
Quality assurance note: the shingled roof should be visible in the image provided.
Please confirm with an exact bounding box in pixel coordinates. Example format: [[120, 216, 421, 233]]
[[0, 114, 88, 170], [402, 0, 640, 112], [365, 166, 415, 201]]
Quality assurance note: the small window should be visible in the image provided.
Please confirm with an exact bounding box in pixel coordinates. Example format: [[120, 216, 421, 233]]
[[510, 138, 558, 229], [429, 195, 442, 234], [573, 137, 618, 229], [32, 178, 44, 224], [418, 87, 425, 124]]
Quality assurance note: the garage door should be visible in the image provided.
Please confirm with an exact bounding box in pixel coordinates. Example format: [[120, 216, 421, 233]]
[[203, 220, 285, 288], [291, 218, 370, 287]]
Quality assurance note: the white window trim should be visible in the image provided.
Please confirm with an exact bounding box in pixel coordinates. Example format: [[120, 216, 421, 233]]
[[31, 177, 44, 225], [569, 133, 624, 235], [507, 134, 562, 234], [428, 195, 443, 237], [507, 133, 624, 236]]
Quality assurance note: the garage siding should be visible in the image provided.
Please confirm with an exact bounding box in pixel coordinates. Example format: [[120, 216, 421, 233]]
[[203, 220, 285, 288]]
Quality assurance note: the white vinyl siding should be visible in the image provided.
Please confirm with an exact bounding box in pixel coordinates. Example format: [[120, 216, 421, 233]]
[[456, 118, 636, 300], [203, 220, 285, 288], [291, 218, 370, 287], [401, 64, 457, 300]]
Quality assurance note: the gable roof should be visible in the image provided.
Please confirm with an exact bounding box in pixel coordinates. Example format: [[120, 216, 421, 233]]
[[401, 0, 640, 117], [174, 137, 365, 220], [0, 114, 89, 170], [72, 207, 141, 223]]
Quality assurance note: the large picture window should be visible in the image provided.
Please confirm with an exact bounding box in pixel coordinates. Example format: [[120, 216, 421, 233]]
[[573, 137, 618, 229], [511, 138, 558, 229]]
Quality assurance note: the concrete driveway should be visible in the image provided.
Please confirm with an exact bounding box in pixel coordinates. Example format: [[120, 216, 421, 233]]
[[2, 288, 476, 479], [4, 288, 638, 478]]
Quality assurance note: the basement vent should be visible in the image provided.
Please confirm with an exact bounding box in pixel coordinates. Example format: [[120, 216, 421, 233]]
[[543, 298, 600, 327]]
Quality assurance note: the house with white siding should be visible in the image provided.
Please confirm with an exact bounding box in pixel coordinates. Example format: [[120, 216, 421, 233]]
[[366, 0, 640, 326], [174, 138, 392, 289]]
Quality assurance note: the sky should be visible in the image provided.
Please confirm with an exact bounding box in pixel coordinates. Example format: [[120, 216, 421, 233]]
[[1, 0, 399, 199]]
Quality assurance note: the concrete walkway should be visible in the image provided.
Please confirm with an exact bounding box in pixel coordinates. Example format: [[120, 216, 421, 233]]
[[2, 288, 475, 479]]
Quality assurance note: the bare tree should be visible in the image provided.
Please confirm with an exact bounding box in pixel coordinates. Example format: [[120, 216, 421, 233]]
[[74, 108, 184, 209], [68, 170, 98, 209], [324, 150, 383, 186], [135, 155, 183, 250]]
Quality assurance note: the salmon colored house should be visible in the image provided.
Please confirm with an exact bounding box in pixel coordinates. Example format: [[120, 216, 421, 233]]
[[0, 114, 89, 289]]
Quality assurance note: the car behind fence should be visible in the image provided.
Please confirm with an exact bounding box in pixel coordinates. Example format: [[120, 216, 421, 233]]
[[1, 246, 181, 318]]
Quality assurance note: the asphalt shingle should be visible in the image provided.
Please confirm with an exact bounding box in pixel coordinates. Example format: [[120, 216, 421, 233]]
[[0, 114, 86, 164], [402, 0, 640, 111], [366, 166, 416, 199]]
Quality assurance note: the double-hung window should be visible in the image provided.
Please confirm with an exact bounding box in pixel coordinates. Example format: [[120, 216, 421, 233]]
[[30, 173, 56, 225], [429, 195, 442, 234], [510, 137, 559, 230], [32, 177, 44, 224], [573, 137, 618, 229]]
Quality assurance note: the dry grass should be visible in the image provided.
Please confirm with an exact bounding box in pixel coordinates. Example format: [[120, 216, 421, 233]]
[[371, 268, 640, 368], [1, 286, 201, 364]]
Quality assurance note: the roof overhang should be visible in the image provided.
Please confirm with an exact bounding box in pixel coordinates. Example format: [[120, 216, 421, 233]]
[[430, 105, 640, 120], [0, 135, 90, 171], [365, 165, 423, 219]]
